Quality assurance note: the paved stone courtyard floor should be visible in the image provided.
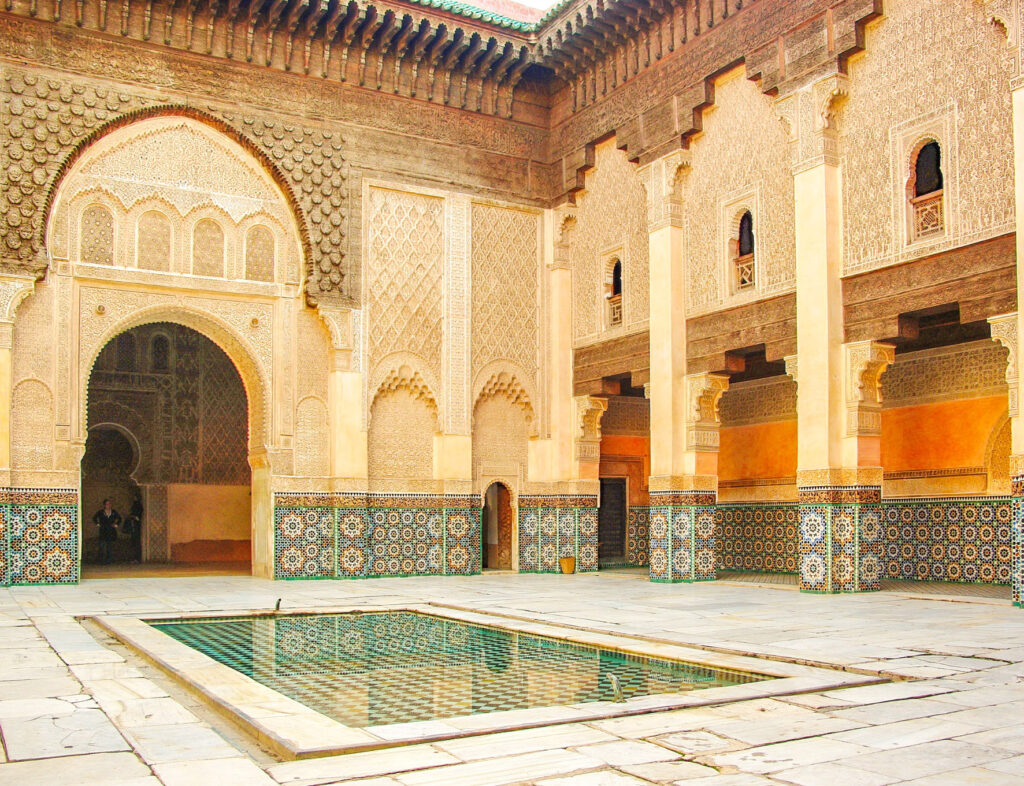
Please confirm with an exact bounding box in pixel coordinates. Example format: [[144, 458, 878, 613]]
[[1, 571, 1023, 785]]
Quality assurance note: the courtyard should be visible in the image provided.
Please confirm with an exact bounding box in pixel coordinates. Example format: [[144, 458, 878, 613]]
[[1, 572, 1022, 785]]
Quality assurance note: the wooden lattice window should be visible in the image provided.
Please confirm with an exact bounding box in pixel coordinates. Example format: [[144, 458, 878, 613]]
[[605, 258, 623, 327], [116, 333, 136, 372], [150, 334, 170, 372], [909, 141, 944, 241], [733, 211, 755, 292]]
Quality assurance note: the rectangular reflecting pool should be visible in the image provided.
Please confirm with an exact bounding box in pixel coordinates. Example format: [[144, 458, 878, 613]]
[[150, 611, 769, 729]]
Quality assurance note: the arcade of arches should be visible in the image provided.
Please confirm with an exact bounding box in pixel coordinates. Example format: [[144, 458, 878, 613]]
[[0, 0, 1023, 609]]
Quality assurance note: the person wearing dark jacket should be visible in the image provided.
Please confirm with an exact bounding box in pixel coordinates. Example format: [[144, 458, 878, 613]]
[[93, 498, 121, 565], [125, 494, 144, 563]]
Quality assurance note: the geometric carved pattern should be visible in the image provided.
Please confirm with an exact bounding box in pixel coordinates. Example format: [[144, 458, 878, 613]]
[[4, 64, 344, 296], [882, 341, 1009, 408], [137, 211, 172, 272], [192, 219, 224, 277], [470, 204, 538, 381], [367, 188, 444, 379], [571, 139, 649, 342], [245, 225, 275, 282], [719, 377, 796, 426], [80, 204, 114, 265]]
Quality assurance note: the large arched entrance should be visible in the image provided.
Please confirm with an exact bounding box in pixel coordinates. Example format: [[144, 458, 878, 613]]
[[482, 482, 514, 570], [82, 323, 252, 575]]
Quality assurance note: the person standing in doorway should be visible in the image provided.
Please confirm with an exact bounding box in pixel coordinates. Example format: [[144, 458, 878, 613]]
[[125, 493, 144, 564], [93, 498, 121, 565]]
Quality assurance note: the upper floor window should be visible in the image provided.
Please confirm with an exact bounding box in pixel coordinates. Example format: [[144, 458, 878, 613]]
[[909, 140, 944, 241], [80, 204, 114, 266], [605, 258, 623, 327], [116, 333, 137, 372], [150, 334, 170, 372], [732, 210, 755, 292]]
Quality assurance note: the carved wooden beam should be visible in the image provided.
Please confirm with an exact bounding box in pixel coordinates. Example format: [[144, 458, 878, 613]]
[[263, 0, 293, 66], [355, 7, 386, 85], [411, 24, 446, 97]]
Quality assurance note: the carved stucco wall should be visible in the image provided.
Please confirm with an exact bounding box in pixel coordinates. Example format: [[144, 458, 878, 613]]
[[365, 186, 444, 388], [368, 388, 437, 489], [470, 203, 540, 389], [881, 341, 1008, 407], [0, 65, 348, 301], [472, 394, 531, 493], [48, 118, 302, 285], [600, 396, 650, 436], [681, 69, 795, 314], [719, 376, 798, 426], [842, 0, 1015, 274], [571, 139, 649, 345], [363, 182, 545, 451], [9, 112, 337, 494]]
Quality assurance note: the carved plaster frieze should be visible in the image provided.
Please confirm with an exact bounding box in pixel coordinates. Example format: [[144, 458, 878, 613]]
[[0, 274, 36, 349], [775, 73, 849, 174], [784, 354, 798, 391], [573, 394, 608, 463], [684, 372, 730, 452], [844, 340, 896, 436], [638, 150, 691, 232], [474, 369, 537, 436], [988, 312, 1018, 417], [551, 203, 577, 270], [317, 305, 354, 371]]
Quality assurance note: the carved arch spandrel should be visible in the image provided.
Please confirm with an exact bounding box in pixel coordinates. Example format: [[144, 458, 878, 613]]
[[79, 304, 271, 454], [30, 100, 346, 302], [471, 363, 538, 438], [369, 361, 440, 426]]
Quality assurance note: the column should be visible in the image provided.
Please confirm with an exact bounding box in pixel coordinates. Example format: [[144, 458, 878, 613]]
[[0, 275, 35, 486], [640, 152, 725, 582], [782, 75, 889, 593], [318, 307, 367, 482], [1009, 78, 1024, 607]]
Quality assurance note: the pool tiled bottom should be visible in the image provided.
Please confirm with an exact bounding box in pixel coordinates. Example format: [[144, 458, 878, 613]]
[[151, 611, 766, 729]]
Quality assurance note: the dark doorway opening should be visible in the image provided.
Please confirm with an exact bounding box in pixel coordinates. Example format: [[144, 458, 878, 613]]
[[598, 478, 627, 566], [482, 482, 513, 570]]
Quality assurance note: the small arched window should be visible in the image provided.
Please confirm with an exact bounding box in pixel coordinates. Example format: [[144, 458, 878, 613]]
[[605, 257, 623, 328], [151, 335, 170, 372], [116, 333, 136, 372], [909, 140, 944, 241], [733, 210, 755, 292]]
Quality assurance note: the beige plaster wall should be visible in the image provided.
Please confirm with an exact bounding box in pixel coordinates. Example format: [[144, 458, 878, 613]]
[[570, 138, 649, 346], [842, 0, 1015, 275], [167, 484, 250, 545], [682, 68, 796, 315]]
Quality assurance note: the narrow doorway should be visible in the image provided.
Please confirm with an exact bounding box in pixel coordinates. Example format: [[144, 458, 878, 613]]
[[482, 482, 513, 570], [598, 478, 627, 567]]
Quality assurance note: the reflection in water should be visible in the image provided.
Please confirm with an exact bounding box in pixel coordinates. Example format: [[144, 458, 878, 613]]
[[153, 612, 766, 728]]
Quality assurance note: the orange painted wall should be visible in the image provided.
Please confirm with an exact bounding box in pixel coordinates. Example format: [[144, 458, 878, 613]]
[[719, 421, 797, 481], [881, 396, 1006, 472], [600, 435, 650, 506]]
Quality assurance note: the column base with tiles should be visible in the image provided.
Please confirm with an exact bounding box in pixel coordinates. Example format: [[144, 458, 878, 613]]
[[649, 492, 717, 583], [798, 486, 883, 593]]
